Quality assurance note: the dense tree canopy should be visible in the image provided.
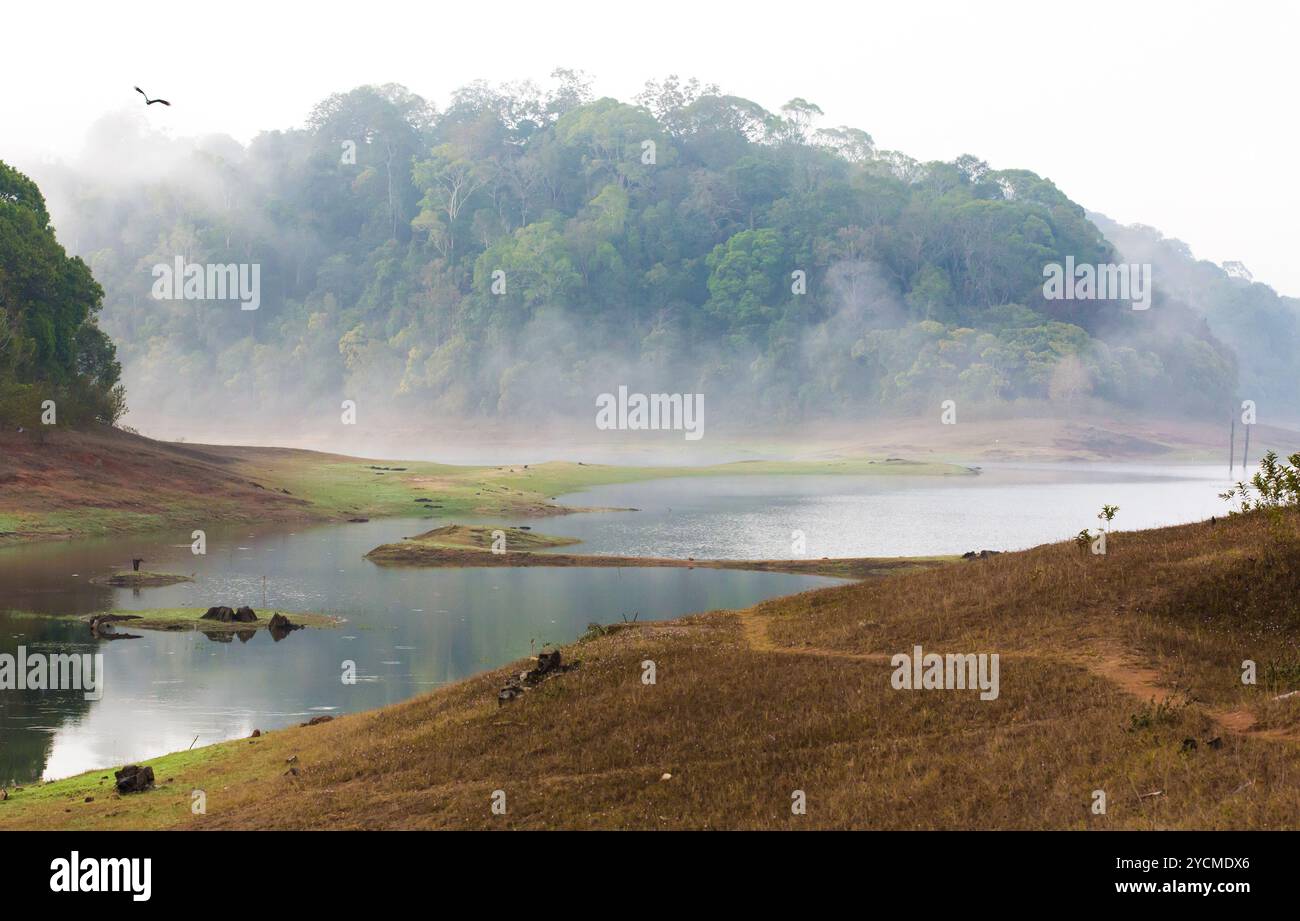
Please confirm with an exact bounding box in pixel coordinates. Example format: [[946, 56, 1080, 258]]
[[26, 73, 1296, 429], [0, 161, 122, 426]]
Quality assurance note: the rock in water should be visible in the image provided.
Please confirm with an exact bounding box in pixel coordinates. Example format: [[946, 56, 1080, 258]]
[[201, 606, 235, 622], [233, 606, 258, 623], [268, 613, 304, 640], [114, 764, 155, 794]]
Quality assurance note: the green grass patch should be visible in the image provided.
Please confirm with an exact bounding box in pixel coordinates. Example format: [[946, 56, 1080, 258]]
[[89, 571, 193, 587], [8, 608, 340, 633]]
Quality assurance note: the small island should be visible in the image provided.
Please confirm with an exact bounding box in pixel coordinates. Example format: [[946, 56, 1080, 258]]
[[364, 524, 947, 580], [78, 607, 340, 634], [89, 571, 194, 588]]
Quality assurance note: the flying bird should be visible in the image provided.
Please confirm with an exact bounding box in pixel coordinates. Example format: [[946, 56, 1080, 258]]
[[134, 86, 170, 106]]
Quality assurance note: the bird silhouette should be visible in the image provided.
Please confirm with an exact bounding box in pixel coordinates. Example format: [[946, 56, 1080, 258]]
[[134, 86, 170, 106]]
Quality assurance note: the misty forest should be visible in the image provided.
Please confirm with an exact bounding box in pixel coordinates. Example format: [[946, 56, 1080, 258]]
[[5, 73, 1297, 434]]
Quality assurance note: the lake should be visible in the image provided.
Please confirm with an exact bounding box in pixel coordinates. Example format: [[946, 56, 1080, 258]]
[[539, 462, 1232, 558], [0, 461, 1233, 783]]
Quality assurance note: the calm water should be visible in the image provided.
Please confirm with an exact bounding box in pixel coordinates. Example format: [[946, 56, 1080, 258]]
[[542, 463, 1233, 558], [0, 517, 836, 783], [0, 462, 1232, 783]]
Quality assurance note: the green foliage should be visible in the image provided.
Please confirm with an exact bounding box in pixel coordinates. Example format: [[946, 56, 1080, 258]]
[[1126, 697, 1182, 732], [1219, 451, 1300, 513], [0, 161, 123, 426], [1262, 658, 1300, 693], [704, 228, 785, 337]]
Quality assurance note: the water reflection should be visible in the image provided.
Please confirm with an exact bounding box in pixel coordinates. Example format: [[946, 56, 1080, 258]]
[[0, 516, 835, 782]]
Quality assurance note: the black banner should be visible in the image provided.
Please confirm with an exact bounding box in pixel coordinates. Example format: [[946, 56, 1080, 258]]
[[4, 830, 1285, 907]]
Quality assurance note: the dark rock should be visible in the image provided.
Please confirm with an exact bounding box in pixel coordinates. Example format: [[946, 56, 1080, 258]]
[[1205, 736, 1223, 749], [1180, 738, 1198, 753], [498, 650, 579, 703], [268, 613, 304, 641], [962, 550, 1002, 560], [300, 715, 334, 727], [535, 650, 562, 675], [113, 764, 155, 794], [498, 683, 523, 706], [201, 606, 236, 622], [233, 605, 258, 623]]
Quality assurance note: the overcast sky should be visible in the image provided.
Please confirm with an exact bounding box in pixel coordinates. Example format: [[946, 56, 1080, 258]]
[[5, 0, 1296, 295]]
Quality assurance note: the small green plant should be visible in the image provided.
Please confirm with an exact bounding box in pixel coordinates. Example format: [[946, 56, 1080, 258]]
[[1262, 658, 1300, 692], [1099, 504, 1119, 528], [580, 621, 634, 642], [1074, 529, 1093, 551], [1126, 697, 1182, 731], [1220, 451, 1300, 513]]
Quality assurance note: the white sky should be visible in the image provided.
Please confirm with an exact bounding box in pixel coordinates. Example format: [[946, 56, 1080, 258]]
[[4, 0, 1297, 295]]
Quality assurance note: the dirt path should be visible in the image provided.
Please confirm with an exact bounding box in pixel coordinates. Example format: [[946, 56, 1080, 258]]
[[1078, 644, 1300, 740], [1081, 645, 1179, 706], [738, 608, 1296, 742]]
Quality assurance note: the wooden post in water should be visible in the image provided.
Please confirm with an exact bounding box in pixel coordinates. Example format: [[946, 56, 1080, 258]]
[[1229, 414, 1236, 478]]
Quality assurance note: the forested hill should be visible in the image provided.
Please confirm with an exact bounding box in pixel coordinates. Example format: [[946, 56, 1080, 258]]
[[25, 74, 1300, 430]]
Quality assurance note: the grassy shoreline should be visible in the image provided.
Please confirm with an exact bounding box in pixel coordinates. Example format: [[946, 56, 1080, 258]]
[[0, 425, 973, 549]]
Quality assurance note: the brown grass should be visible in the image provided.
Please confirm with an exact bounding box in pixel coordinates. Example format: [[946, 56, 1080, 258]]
[[4, 510, 1300, 830]]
